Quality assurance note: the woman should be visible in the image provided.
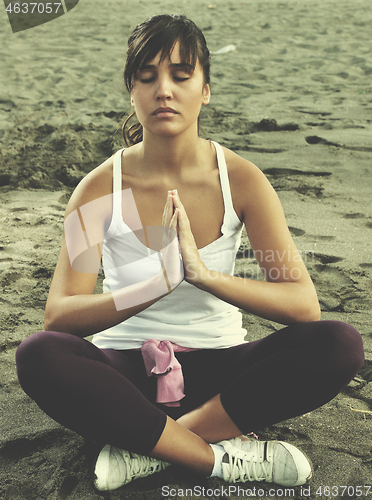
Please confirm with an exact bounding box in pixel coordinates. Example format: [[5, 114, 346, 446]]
[[16, 14, 364, 491]]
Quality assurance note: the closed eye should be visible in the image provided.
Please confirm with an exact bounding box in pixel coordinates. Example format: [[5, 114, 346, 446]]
[[139, 77, 156, 83], [137, 63, 193, 84], [139, 76, 189, 83]]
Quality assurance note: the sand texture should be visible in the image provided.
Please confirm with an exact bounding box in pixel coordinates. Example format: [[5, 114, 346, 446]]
[[1, 0, 371, 498]]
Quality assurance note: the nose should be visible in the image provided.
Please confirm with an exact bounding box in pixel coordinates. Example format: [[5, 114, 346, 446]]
[[155, 75, 173, 101]]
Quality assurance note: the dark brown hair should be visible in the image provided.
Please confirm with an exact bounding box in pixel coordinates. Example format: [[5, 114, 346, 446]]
[[122, 14, 210, 146]]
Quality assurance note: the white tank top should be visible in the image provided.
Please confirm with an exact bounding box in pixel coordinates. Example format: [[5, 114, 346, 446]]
[[92, 141, 247, 349]]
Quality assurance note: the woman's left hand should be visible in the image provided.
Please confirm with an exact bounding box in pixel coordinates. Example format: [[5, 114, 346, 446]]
[[170, 190, 208, 286]]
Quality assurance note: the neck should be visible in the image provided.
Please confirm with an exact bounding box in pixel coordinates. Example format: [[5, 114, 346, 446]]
[[139, 127, 207, 175]]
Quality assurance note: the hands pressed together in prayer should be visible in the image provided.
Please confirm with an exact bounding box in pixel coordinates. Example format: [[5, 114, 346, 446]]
[[162, 190, 207, 288]]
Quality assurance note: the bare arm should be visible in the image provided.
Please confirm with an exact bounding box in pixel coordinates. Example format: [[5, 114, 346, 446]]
[[45, 166, 181, 337], [172, 154, 320, 325], [45, 240, 171, 337]]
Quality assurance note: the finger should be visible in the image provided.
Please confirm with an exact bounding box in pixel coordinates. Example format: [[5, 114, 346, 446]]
[[171, 192, 190, 228], [168, 191, 178, 212], [170, 208, 179, 229], [162, 192, 173, 226], [171, 190, 184, 210], [162, 197, 168, 225], [163, 206, 178, 248], [166, 209, 178, 244], [176, 206, 191, 232]]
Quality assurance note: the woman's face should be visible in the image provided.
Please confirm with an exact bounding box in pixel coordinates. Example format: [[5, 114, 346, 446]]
[[130, 41, 210, 140]]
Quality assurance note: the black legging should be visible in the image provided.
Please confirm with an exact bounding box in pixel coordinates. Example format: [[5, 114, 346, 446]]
[[16, 321, 364, 456]]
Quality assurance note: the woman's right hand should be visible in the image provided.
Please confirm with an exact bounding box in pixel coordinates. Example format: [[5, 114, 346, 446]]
[[160, 191, 184, 291]]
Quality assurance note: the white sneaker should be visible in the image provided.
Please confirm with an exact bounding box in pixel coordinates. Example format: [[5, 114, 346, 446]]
[[94, 444, 170, 491], [218, 437, 312, 486]]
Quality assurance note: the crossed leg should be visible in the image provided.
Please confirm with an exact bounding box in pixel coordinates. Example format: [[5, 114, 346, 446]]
[[16, 321, 364, 477]]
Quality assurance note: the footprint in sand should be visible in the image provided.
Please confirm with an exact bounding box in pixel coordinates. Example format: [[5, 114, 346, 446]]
[[263, 167, 332, 198], [305, 136, 372, 152], [358, 360, 372, 383], [307, 257, 370, 313], [305, 136, 338, 146], [342, 213, 365, 219], [288, 227, 306, 237], [360, 263, 372, 269], [313, 253, 344, 265]]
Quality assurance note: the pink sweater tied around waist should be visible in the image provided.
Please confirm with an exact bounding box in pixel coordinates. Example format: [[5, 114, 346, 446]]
[[141, 340, 198, 407]]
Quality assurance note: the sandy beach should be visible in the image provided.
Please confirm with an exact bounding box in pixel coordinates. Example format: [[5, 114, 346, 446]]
[[1, 0, 371, 498]]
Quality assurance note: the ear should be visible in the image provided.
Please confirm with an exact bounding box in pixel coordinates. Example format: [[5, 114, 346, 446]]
[[130, 93, 135, 107], [202, 84, 211, 105]]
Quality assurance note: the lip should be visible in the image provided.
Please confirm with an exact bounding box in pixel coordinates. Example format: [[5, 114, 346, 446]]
[[152, 107, 178, 115]]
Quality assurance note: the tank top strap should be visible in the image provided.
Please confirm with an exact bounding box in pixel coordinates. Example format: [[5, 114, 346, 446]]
[[211, 141, 236, 224], [112, 148, 125, 221]]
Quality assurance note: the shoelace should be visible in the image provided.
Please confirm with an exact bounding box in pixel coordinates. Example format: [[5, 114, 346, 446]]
[[126, 452, 168, 480], [223, 446, 273, 483]]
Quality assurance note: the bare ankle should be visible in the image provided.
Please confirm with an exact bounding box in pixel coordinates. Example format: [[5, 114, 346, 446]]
[[176, 395, 242, 443], [149, 417, 215, 476]]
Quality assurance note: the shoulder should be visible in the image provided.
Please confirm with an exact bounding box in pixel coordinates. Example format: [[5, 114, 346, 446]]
[[222, 145, 261, 178], [64, 153, 117, 219], [221, 145, 277, 222]]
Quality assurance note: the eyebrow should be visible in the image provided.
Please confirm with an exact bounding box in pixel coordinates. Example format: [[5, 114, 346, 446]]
[[139, 63, 194, 71]]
